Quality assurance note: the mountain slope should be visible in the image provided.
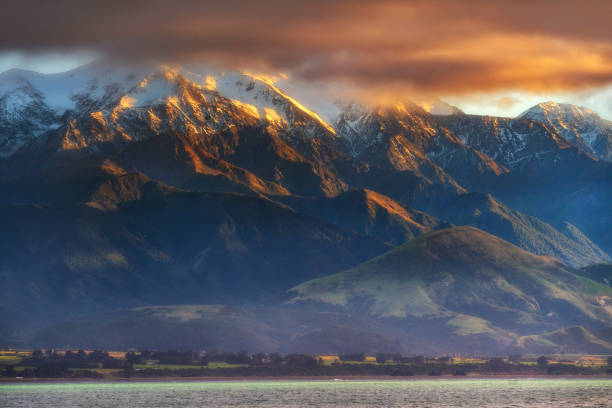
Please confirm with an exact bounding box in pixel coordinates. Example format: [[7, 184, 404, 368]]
[[279, 189, 445, 245], [331, 103, 507, 192], [30, 305, 412, 353], [512, 325, 612, 354], [434, 112, 611, 249], [574, 264, 612, 287], [546, 161, 612, 255], [291, 227, 612, 335], [441, 193, 610, 267], [0, 179, 389, 330]]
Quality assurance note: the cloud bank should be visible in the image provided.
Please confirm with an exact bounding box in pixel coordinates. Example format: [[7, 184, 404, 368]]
[[2, 0, 611, 97]]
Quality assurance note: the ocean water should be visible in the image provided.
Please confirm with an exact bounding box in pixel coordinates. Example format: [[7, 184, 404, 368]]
[[1, 379, 611, 407]]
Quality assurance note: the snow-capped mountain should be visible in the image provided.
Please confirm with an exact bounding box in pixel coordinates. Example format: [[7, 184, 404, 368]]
[[0, 62, 502, 201], [0, 61, 605, 206], [519, 102, 612, 161], [0, 62, 342, 157], [0, 63, 147, 156], [327, 101, 506, 193], [1, 61, 611, 262]]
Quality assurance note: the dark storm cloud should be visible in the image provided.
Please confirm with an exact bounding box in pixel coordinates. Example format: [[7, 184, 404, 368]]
[[2, 0, 611, 95]]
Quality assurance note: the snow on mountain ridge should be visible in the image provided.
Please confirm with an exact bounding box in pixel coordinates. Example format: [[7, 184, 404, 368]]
[[0, 63, 343, 156], [185, 68, 338, 136], [519, 101, 612, 160], [1, 62, 611, 163], [418, 98, 464, 116]]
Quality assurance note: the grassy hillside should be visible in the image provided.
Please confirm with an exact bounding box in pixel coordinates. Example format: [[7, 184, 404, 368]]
[[291, 227, 612, 339]]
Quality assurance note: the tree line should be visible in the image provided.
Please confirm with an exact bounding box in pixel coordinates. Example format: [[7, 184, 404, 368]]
[[2, 349, 611, 378]]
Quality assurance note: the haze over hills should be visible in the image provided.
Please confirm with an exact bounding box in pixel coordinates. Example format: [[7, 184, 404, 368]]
[[33, 227, 612, 354], [0, 173, 388, 319], [1, 61, 612, 354]]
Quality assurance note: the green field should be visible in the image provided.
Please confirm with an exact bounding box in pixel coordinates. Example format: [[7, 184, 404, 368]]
[[0, 357, 21, 366], [67, 368, 122, 373], [134, 362, 248, 370]]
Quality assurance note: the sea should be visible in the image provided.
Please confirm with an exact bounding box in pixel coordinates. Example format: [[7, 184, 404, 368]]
[[1, 378, 611, 407]]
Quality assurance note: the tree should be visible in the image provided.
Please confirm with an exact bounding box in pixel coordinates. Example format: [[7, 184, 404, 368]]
[[250, 353, 266, 366], [537, 356, 548, 367], [400, 355, 425, 365], [376, 353, 387, 364], [508, 354, 522, 364], [339, 352, 365, 362], [487, 357, 505, 370], [268, 353, 283, 365], [125, 352, 141, 364], [234, 351, 251, 365], [4, 365, 15, 377], [284, 354, 318, 369]]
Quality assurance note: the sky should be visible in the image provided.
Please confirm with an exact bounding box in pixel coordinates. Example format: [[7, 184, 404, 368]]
[[1, 0, 611, 118]]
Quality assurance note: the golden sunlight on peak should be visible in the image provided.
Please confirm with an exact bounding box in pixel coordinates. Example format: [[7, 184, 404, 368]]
[[118, 96, 136, 109], [204, 75, 217, 91], [242, 71, 338, 135], [264, 108, 286, 126], [158, 65, 180, 80], [243, 72, 283, 85], [231, 99, 261, 119]]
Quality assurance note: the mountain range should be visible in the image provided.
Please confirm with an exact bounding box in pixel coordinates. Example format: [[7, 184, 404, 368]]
[[1, 61, 611, 355]]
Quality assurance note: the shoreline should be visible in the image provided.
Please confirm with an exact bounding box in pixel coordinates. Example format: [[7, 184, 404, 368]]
[[2, 374, 611, 384]]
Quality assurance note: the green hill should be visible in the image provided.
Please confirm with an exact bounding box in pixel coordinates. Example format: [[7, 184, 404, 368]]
[[290, 227, 612, 343]]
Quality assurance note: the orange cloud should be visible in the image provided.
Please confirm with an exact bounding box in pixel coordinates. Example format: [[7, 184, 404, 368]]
[[1, 0, 611, 96]]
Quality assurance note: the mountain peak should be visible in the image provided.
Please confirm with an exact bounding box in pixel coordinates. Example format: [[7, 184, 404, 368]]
[[519, 101, 611, 160], [419, 98, 464, 115], [520, 101, 600, 121]]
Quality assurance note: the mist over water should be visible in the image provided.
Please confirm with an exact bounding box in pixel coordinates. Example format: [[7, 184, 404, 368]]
[[1, 379, 611, 408]]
